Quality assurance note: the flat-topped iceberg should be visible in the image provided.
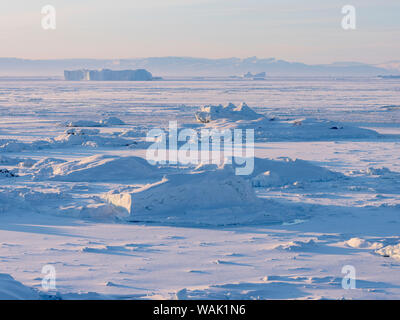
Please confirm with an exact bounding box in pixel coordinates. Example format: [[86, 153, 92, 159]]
[[64, 69, 155, 81]]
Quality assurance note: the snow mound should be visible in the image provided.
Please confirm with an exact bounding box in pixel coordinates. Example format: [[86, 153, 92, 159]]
[[32, 155, 160, 182], [54, 130, 133, 148], [0, 186, 74, 216], [31, 158, 67, 180], [380, 105, 400, 111], [65, 128, 100, 136], [363, 167, 398, 177], [66, 120, 101, 127], [193, 103, 380, 141], [0, 190, 29, 214], [0, 131, 134, 152], [176, 279, 307, 299], [345, 238, 383, 249], [248, 157, 342, 187], [100, 117, 126, 126], [0, 274, 39, 300], [0, 184, 124, 220], [376, 243, 400, 260], [193, 163, 220, 172], [192, 157, 341, 187], [0, 155, 35, 167], [0, 155, 18, 165], [253, 118, 379, 141], [275, 239, 318, 251], [348, 167, 400, 179], [199, 157, 341, 187], [104, 166, 290, 225], [0, 139, 53, 152], [119, 128, 148, 138], [66, 117, 125, 127], [106, 169, 261, 215], [195, 102, 262, 123], [79, 203, 128, 219]]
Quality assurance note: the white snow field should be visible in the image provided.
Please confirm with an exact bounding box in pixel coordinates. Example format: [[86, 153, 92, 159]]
[[0, 77, 400, 299]]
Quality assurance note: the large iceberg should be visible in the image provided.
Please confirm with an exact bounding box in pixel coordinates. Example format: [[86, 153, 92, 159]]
[[64, 69, 155, 81]]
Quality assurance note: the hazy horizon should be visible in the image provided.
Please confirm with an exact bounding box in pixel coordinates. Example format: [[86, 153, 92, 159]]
[[2, 0, 399, 65], [0, 56, 399, 66]]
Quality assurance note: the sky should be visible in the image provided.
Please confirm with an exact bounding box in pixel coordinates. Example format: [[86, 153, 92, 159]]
[[1, 0, 399, 64]]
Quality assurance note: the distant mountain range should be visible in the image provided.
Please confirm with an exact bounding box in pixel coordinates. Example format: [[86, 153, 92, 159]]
[[1, 57, 399, 77]]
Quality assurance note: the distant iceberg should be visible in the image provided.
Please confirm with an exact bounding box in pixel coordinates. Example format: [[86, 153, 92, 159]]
[[64, 68, 156, 81], [243, 71, 266, 80]]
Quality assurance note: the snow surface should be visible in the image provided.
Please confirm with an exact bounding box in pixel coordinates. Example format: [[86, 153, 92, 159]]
[[0, 77, 400, 300]]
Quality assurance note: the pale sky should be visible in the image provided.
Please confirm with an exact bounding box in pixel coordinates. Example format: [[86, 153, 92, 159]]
[[1, 0, 399, 64]]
